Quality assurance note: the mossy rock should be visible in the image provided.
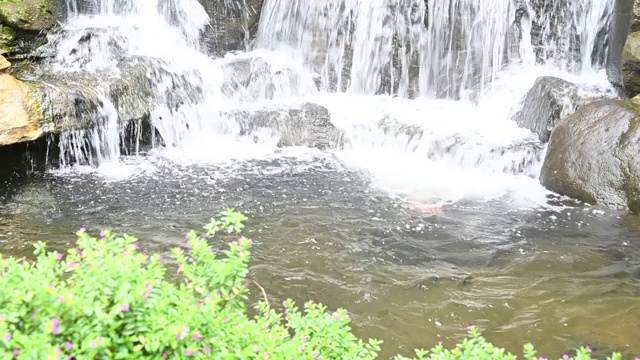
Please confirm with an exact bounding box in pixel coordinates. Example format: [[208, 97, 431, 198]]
[[623, 31, 640, 97], [0, 0, 55, 31], [0, 0, 58, 57]]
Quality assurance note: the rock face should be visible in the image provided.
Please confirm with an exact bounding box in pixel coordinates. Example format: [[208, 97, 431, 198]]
[[199, 0, 265, 55], [0, 0, 59, 56], [540, 99, 640, 212], [606, 0, 634, 89], [512, 76, 612, 142], [228, 103, 345, 150], [623, 31, 640, 96], [512, 77, 580, 143]]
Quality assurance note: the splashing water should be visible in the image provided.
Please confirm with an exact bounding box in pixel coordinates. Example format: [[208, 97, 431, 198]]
[[44, 0, 617, 206]]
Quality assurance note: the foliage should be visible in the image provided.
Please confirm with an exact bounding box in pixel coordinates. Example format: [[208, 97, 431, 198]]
[[0, 209, 632, 359]]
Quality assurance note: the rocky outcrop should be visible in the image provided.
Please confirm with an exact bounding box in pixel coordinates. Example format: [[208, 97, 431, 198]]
[[512, 77, 612, 142], [605, 0, 634, 89], [227, 103, 345, 150], [540, 99, 640, 212], [0, 0, 60, 57], [199, 0, 265, 55], [0, 74, 44, 145], [512, 77, 579, 143], [623, 31, 640, 97], [0, 55, 10, 70], [0, 56, 176, 147]]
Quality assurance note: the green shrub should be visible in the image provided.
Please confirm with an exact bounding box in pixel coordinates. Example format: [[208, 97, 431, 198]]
[[0, 209, 631, 360]]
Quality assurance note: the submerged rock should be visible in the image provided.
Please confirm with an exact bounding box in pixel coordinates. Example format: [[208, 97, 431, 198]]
[[227, 103, 345, 150], [540, 99, 640, 212]]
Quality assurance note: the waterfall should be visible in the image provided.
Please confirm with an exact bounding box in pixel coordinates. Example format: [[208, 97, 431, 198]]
[[256, 0, 614, 99], [43, 0, 617, 205]]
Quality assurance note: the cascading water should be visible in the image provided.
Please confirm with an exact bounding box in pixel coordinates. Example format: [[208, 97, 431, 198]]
[[45, 0, 617, 206]]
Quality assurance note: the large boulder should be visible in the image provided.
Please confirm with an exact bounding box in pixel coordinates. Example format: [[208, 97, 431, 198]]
[[226, 103, 346, 150], [540, 99, 640, 212], [0, 56, 182, 147], [0, 0, 60, 56], [623, 31, 640, 96]]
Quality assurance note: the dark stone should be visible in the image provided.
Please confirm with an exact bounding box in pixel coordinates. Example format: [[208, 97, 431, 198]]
[[540, 99, 640, 212], [199, 0, 265, 55], [607, 0, 634, 89], [623, 31, 640, 96], [227, 103, 346, 150], [512, 77, 580, 143]]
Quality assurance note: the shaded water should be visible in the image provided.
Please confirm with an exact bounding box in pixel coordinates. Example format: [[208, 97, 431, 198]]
[[1, 152, 639, 358]]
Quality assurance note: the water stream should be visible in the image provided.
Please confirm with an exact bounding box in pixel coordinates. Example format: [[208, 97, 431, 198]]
[[1, 0, 639, 357]]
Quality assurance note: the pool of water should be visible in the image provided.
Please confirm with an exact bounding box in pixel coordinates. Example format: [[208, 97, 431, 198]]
[[0, 150, 638, 359]]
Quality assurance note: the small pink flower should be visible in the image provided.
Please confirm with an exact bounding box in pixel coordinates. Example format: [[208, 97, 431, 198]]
[[58, 296, 64, 303], [299, 345, 304, 352], [177, 333, 183, 341], [3, 333, 10, 342], [121, 304, 129, 312], [192, 333, 201, 341], [312, 352, 318, 358], [12, 349, 18, 356], [201, 347, 210, 353], [264, 353, 269, 359], [100, 230, 106, 238], [89, 340, 96, 348], [98, 337, 103, 343], [223, 318, 228, 323], [65, 342, 72, 350], [586, 346, 592, 353], [185, 349, 193, 356], [254, 345, 259, 353], [158, 255, 163, 261], [79, 227, 86, 232], [67, 262, 76, 270], [301, 336, 307, 343], [55, 253, 62, 261], [52, 318, 60, 334], [563, 355, 569, 359]]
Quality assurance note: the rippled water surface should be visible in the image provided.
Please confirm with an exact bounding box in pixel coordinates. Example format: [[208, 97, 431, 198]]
[[1, 151, 638, 359]]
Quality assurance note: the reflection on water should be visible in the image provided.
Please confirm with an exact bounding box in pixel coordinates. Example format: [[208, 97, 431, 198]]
[[0, 153, 638, 359]]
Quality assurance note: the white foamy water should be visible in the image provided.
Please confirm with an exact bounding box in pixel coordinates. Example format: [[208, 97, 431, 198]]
[[46, 0, 617, 208]]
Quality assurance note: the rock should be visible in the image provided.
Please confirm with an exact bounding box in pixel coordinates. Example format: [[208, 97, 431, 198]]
[[623, 31, 640, 96], [540, 99, 640, 212], [227, 103, 345, 150], [0, 56, 186, 147], [0, 0, 59, 56], [0, 55, 10, 70], [632, 0, 640, 32], [608, 0, 635, 90], [512, 77, 589, 143], [0, 74, 42, 145], [199, 0, 265, 55]]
